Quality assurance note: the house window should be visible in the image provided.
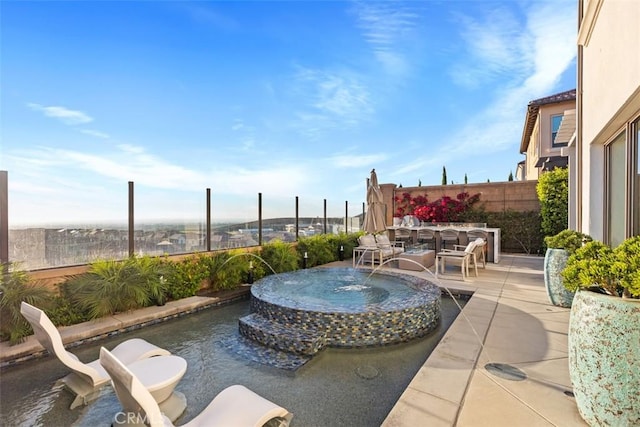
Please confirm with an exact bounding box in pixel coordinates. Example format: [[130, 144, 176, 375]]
[[606, 132, 626, 247], [551, 114, 564, 147]]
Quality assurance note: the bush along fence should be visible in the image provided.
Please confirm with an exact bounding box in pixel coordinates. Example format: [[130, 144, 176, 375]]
[[0, 233, 361, 345]]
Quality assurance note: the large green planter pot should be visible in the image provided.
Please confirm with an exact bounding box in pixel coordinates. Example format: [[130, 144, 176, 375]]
[[568, 291, 640, 426], [543, 248, 575, 307]]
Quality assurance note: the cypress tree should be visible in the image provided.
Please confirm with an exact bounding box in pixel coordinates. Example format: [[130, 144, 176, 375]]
[[441, 166, 447, 185]]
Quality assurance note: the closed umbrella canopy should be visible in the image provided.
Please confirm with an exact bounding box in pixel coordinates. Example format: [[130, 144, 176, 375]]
[[363, 169, 386, 234]]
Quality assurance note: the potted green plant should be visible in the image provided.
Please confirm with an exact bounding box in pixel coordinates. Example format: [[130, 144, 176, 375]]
[[562, 236, 640, 426], [543, 229, 592, 307]]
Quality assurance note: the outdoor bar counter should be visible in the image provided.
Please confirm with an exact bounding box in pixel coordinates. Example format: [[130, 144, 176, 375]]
[[387, 225, 501, 263]]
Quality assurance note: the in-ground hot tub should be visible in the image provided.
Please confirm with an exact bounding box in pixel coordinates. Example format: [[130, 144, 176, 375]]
[[239, 268, 441, 354]]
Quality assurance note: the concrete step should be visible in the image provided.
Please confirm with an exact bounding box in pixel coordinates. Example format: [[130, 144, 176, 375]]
[[238, 313, 326, 356]]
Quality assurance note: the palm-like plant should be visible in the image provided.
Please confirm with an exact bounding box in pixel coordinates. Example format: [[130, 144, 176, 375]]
[[202, 252, 244, 291], [260, 240, 299, 274], [64, 258, 152, 318], [0, 264, 52, 344]]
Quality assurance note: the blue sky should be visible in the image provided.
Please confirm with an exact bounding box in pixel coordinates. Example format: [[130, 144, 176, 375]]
[[1, 0, 577, 226]]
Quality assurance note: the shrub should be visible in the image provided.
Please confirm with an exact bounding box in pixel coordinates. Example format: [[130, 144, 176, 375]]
[[259, 240, 299, 274], [616, 236, 640, 297], [297, 235, 336, 267], [0, 264, 53, 344], [487, 210, 544, 255], [544, 229, 593, 255], [562, 236, 640, 298], [46, 296, 91, 326], [167, 255, 210, 300], [135, 256, 171, 306], [330, 232, 360, 260], [201, 251, 245, 291], [537, 167, 568, 237], [63, 257, 157, 319], [562, 241, 623, 296]]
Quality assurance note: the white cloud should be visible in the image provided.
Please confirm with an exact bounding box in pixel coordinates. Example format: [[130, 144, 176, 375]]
[[293, 66, 373, 128], [450, 6, 529, 87], [352, 0, 420, 75], [9, 143, 309, 198], [80, 129, 110, 139], [329, 153, 388, 168], [398, 0, 576, 175], [27, 103, 93, 125]]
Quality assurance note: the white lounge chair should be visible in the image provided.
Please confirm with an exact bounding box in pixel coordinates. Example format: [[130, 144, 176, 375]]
[[435, 240, 478, 280], [20, 301, 187, 416], [100, 347, 294, 427], [375, 234, 405, 257], [353, 234, 404, 267]]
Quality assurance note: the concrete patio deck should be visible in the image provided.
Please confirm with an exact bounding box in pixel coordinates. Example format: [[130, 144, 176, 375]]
[[0, 254, 588, 426], [383, 253, 587, 427]]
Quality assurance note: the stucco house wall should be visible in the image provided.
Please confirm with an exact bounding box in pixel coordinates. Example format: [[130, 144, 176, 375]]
[[520, 91, 576, 181], [578, 0, 640, 241], [524, 121, 541, 180]]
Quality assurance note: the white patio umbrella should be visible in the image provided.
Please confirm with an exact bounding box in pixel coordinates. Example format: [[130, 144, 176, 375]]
[[363, 169, 387, 234]]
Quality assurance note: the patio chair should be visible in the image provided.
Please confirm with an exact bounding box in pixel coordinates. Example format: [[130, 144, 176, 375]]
[[439, 228, 460, 250], [472, 237, 487, 268], [99, 347, 294, 427], [394, 227, 413, 247], [353, 234, 381, 267], [375, 234, 405, 258], [435, 240, 478, 280], [465, 230, 488, 266], [19, 302, 186, 412], [452, 238, 486, 270], [416, 228, 436, 250]]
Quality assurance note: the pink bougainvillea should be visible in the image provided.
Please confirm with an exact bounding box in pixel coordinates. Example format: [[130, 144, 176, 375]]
[[394, 192, 480, 223]]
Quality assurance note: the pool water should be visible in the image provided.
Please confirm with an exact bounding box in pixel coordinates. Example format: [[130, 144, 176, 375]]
[[257, 268, 426, 310], [0, 296, 466, 427]]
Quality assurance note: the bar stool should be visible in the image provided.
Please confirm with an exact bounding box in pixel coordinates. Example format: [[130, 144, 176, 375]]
[[417, 228, 436, 250], [439, 228, 460, 250], [394, 227, 413, 248]]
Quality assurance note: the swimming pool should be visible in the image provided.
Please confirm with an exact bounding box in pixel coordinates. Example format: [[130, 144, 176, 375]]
[[0, 296, 466, 426]]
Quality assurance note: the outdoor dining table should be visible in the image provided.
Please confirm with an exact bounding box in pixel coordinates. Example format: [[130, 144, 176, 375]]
[[387, 225, 501, 263]]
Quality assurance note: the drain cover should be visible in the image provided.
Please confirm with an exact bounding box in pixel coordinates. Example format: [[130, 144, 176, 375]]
[[484, 363, 527, 381], [356, 365, 379, 379]]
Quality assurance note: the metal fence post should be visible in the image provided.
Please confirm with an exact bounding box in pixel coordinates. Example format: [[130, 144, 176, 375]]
[[1, 171, 8, 266], [128, 181, 134, 257], [206, 188, 211, 252], [295, 196, 299, 241], [258, 192, 263, 246], [345, 200, 348, 234], [323, 199, 327, 234]]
